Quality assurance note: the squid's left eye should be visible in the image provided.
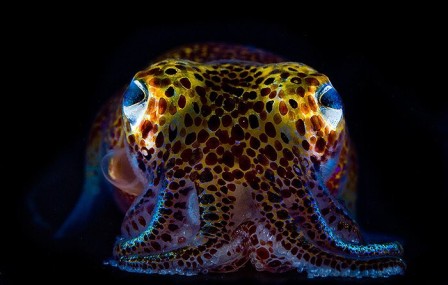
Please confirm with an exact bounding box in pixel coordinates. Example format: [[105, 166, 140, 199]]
[[317, 84, 342, 109], [316, 83, 343, 128], [122, 80, 148, 127]]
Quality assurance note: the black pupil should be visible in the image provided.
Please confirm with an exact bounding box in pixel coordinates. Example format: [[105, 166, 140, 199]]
[[123, 82, 145, 107], [320, 88, 342, 109]]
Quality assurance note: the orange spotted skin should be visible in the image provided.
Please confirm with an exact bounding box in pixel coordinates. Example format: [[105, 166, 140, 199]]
[[91, 43, 405, 277]]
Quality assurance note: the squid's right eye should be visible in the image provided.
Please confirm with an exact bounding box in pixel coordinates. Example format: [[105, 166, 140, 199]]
[[122, 80, 148, 127], [123, 80, 147, 107]]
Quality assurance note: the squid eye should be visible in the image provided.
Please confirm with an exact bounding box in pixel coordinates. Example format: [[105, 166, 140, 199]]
[[318, 84, 342, 109], [123, 80, 148, 127], [123, 80, 147, 107], [316, 83, 343, 129]]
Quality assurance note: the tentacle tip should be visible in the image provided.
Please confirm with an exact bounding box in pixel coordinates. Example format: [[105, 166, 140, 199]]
[[367, 262, 406, 278], [302, 258, 406, 279], [395, 242, 404, 255], [104, 258, 118, 267], [397, 258, 407, 274]]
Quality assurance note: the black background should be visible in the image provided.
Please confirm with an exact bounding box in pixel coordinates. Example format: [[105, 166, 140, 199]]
[[4, 7, 446, 285]]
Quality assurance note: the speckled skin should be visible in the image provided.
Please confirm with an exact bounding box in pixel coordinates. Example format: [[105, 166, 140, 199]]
[[85, 44, 405, 277]]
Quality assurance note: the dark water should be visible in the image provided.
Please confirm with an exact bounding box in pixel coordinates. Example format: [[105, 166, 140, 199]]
[[5, 17, 446, 285]]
